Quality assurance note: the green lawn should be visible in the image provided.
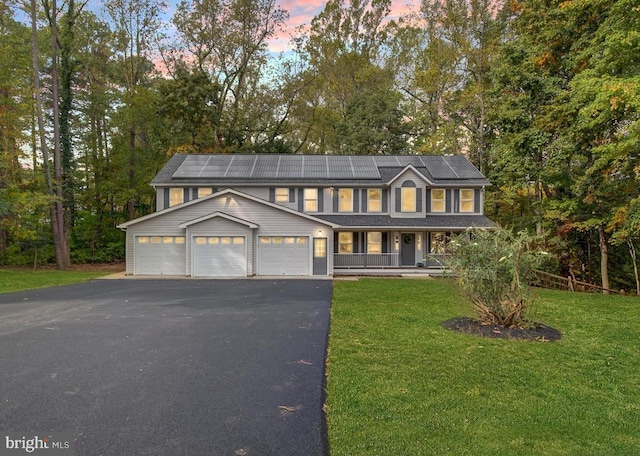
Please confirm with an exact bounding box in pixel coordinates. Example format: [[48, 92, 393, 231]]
[[0, 268, 111, 293], [327, 278, 640, 456]]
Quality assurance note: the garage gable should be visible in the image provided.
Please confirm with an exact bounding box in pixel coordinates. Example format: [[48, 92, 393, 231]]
[[121, 189, 335, 276]]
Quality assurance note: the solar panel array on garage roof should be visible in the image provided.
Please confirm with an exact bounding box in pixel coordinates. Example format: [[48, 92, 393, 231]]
[[172, 155, 382, 179]]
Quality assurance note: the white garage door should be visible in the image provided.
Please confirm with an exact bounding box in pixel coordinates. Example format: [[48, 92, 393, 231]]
[[258, 236, 309, 276], [192, 236, 246, 277], [135, 236, 186, 275]]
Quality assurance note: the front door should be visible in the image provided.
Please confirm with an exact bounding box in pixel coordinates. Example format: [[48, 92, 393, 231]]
[[401, 233, 415, 266], [313, 238, 328, 275]]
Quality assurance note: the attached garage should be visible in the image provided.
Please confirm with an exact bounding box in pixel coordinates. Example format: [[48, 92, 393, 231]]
[[192, 236, 247, 277], [258, 236, 310, 276], [134, 236, 186, 275]]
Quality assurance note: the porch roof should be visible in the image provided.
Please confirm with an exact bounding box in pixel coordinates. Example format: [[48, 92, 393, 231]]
[[314, 214, 496, 230]]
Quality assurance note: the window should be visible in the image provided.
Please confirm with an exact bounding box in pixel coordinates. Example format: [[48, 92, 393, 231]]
[[367, 232, 382, 254], [233, 237, 244, 245], [150, 237, 161, 244], [169, 188, 183, 207], [431, 189, 445, 212], [339, 189, 353, 212], [430, 232, 447, 254], [401, 187, 416, 212], [368, 189, 382, 212], [138, 237, 148, 244], [297, 237, 307, 244], [460, 189, 474, 212], [198, 188, 212, 198], [275, 188, 289, 202], [208, 237, 219, 244], [338, 232, 353, 254], [314, 238, 327, 258], [162, 237, 174, 244], [304, 188, 318, 212]]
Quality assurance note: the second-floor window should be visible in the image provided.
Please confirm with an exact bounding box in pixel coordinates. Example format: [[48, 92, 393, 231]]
[[169, 188, 183, 207], [339, 189, 353, 212], [198, 188, 212, 198], [431, 189, 445, 212], [275, 188, 289, 202], [304, 188, 318, 212], [401, 187, 416, 212], [368, 189, 382, 212], [460, 189, 474, 212]]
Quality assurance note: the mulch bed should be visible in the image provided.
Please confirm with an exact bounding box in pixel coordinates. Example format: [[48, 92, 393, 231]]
[[443, 316, 562, 342]]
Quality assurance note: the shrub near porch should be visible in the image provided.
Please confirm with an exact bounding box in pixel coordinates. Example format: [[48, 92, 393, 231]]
[[327, 278, 640, 456]]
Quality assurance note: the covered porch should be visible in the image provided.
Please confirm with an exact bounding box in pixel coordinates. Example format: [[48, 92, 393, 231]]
[[333, 230, 452, 270]]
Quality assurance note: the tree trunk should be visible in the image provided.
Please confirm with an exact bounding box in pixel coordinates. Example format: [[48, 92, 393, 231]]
[[31, 0, 69, 270], [128, 127, 136, 220], [598, 224, 610, 294], [50, 0, 71, 269], [628, 239, 640, 296]]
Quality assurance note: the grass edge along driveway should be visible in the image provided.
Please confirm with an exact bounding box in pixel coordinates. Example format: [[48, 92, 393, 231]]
[[0, 269, 111, 294], [326, 278, 640, 456]]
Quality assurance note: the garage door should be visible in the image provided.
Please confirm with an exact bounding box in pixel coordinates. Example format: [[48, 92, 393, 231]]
[[135, 236, 186, 275], [258, 236, 309, 275], [192, 236, 246, 277]]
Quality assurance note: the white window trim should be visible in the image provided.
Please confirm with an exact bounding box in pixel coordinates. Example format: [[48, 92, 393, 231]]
[[304, 188, 318, 212], [367, 232, 382, 253], [460, 189, 474, 213], [275, 188, 289, 203], [401, 187, 416, 212], [169, 188, 184, 207], [431, 189, 446, 213], [368, 189, 382, 212], [338, 232, 353, 254], [339, 189, 353, 213]]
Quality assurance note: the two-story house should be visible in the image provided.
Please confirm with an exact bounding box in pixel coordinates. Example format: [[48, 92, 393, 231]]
[[118, 154, 494, 277]]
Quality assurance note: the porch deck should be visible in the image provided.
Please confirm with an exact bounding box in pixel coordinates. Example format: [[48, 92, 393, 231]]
[[333, 267, 448, 277]]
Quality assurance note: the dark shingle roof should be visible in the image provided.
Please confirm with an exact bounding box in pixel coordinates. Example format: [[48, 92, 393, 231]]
[[152, 154, 490, 186], [314, 214, 496, 229]]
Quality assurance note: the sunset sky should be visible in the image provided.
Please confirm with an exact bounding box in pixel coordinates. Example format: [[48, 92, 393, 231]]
[[268, 0, 418, 51]]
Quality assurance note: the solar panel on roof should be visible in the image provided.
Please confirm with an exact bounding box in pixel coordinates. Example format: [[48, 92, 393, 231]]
[[278, 155, 304, 178], [420, 156, 459, 179], [252, 155, 279, 178], [225, 155, 256, 177], [351, 156, 381, 178], [372, 156, 401, 166]]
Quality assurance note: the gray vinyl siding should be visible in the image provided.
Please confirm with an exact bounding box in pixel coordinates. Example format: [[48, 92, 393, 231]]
[[125, 217, 186, 275], [390, 169, 427, 219], [125, 193, 330, 276]]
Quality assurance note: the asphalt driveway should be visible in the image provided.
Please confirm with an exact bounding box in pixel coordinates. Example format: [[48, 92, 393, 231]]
[[0, 279, 332, 456]]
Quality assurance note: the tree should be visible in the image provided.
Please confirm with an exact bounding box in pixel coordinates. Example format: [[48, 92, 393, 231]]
[[394, 0, 507, 168], [105, 0, 166, 220], [448, 227, 546, 326], [286, 0, 407, 154], [169, 0, 287, 152]]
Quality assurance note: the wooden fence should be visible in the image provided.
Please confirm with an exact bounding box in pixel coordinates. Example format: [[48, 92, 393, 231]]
[[532, 270, 624, 295]]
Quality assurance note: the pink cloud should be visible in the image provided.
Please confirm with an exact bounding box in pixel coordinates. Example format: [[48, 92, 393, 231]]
[[268, 0, 417, 52]]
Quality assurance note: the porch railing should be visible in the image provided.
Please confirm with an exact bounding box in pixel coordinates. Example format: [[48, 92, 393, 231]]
[[420, 254, 448, 269], [334, 253, 400, 268]]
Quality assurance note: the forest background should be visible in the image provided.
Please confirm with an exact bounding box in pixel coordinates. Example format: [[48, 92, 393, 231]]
[[1, 0, 638, 293]]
